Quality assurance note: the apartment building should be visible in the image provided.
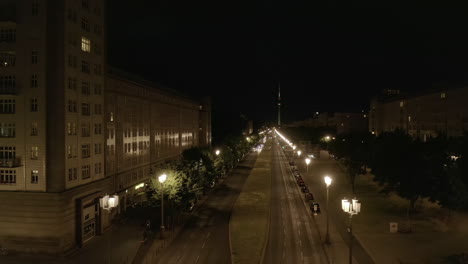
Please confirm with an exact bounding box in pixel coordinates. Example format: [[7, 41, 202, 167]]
[[0, 0, 211, 254], [369, 87, 468, 140]]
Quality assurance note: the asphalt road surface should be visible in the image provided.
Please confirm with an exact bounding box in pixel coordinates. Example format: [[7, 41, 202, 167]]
[[155, 153, 257, 264], [264, 142, 328, 264]]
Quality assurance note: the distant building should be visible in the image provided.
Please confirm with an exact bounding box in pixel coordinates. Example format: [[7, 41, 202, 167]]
[[0, 1, 210, 255], [369, 87, 468, 140], [285, 112, 368, 134]]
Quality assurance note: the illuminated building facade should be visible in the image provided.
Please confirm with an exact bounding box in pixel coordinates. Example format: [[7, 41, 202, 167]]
[[0, 0, 211, 254]]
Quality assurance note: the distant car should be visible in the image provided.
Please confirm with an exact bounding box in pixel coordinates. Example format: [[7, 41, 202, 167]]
[[310, 203, 321, 214], [289, 161, 295, 166], [305, 193, 314, 201]]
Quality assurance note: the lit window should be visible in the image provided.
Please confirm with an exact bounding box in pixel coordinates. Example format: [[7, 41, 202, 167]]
[[399, 101, 404, 107], [81, 37, 91, 52], [31, 170, 39, 184], [30, 146, 39, 160]]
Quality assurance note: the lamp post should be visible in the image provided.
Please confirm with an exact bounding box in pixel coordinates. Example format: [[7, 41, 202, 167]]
[[99, 194, 119, 264], [305, 158, 311, 173], [324, 176, 332, 244], [341, 198, 361, 264], [159, 174, 167, 239], [297, 150, 302, 158]]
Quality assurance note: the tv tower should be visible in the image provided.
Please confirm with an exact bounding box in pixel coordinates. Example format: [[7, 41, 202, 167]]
[[277, 83, 281, 126]]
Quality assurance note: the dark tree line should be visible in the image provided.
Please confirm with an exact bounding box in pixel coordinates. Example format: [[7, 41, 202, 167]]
[[329, 130, 468, 212]]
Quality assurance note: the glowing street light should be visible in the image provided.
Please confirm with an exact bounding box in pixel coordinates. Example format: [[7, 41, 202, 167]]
[[159, 174, 167, 239], [215, 149, 220, 156], [342, 197, 361, 264], [99, 194, 119, 264], [297, 150, 302, 158], [305, 158, 311, 172], [324, 176, 332, 244], [292, 145, 296, 150]]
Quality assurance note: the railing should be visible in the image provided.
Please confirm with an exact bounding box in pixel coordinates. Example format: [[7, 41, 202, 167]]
[[0, 157, 20, 168]]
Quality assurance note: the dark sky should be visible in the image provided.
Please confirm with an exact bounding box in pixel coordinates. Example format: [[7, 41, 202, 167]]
[[107, 1, 468, 139]]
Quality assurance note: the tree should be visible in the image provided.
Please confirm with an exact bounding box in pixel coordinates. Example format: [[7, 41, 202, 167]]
[[149, 161, 185, 204], [329, 132, 374, 193]]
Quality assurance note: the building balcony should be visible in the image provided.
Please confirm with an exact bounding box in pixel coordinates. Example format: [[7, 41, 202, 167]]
[[0, 86, 16, 95], [0, 157, 20, 168]]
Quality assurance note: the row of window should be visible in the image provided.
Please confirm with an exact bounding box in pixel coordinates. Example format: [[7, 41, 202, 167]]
[[66, 144, 102, 159], [0, 146, 39, 160], [66, 122, 102, 136], [124, 141, 150, 153], [67, 101, 102, 116], [67, 163, 102, 182], [123, 128, 151, 138], [0, 75, 15, 94], [0, 51, 38, 68], [0, 28, 15, 43], [67, 9, 102, 35], [0, 52, 15, 67], [68, 56, 102, 75], [0, 99, 38, 114], [68, 33, 102, 55], [0, 123, 15, 138], [0, 74, 42, 93], [0, 169, 39, 185], [68, 77, 102, 95]]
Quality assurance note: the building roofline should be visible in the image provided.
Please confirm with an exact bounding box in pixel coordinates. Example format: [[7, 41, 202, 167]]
[[373, 86, 467, 103], [106, 66, 200, 104]]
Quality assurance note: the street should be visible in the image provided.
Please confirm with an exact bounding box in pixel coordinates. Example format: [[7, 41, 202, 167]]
[[152, 153, 257, 264], [263, 142, 328, 264]]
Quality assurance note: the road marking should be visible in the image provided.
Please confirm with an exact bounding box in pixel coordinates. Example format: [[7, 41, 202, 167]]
[[195, 255, 200, 264], [299, 239, 302, 246], [202, 240, 206, 248]]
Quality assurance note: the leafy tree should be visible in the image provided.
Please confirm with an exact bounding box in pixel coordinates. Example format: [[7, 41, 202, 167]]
[[149, 161, 186, 204], [329, 132, 374, 193], [370, 131, 428, 208]]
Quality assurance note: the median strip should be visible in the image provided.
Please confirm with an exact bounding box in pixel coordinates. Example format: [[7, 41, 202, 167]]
[[230, 147, 272, 264]]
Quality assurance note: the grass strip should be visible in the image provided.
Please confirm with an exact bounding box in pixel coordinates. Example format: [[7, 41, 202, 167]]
[[230, 147, 272, 264]]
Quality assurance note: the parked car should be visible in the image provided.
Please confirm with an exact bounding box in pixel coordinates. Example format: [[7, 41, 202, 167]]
[[289, 161, 295, 166], [310, 203, 321, 214], [301, 186, 309, 193], [298, 181, 305, 187], [305, 192, 314, 201]]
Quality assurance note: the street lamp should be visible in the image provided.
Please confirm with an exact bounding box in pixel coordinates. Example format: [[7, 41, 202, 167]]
[[324, 176, 332, 244], [99, 194, 119, 264], [215, 149, 220, 156], [297, 150, 302, 158], [292, 145, 296, 150], [305, 158, 311, 172], [341, 198, 361, 264], [159, 174, 167, 239]]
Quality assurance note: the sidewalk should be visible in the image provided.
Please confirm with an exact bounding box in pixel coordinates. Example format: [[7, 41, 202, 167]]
[[310, 151, 468, 264], [0, 218, 142, 264]]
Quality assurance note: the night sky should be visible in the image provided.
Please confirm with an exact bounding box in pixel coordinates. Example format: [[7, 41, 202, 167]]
[[107, 1, 468, 139]]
